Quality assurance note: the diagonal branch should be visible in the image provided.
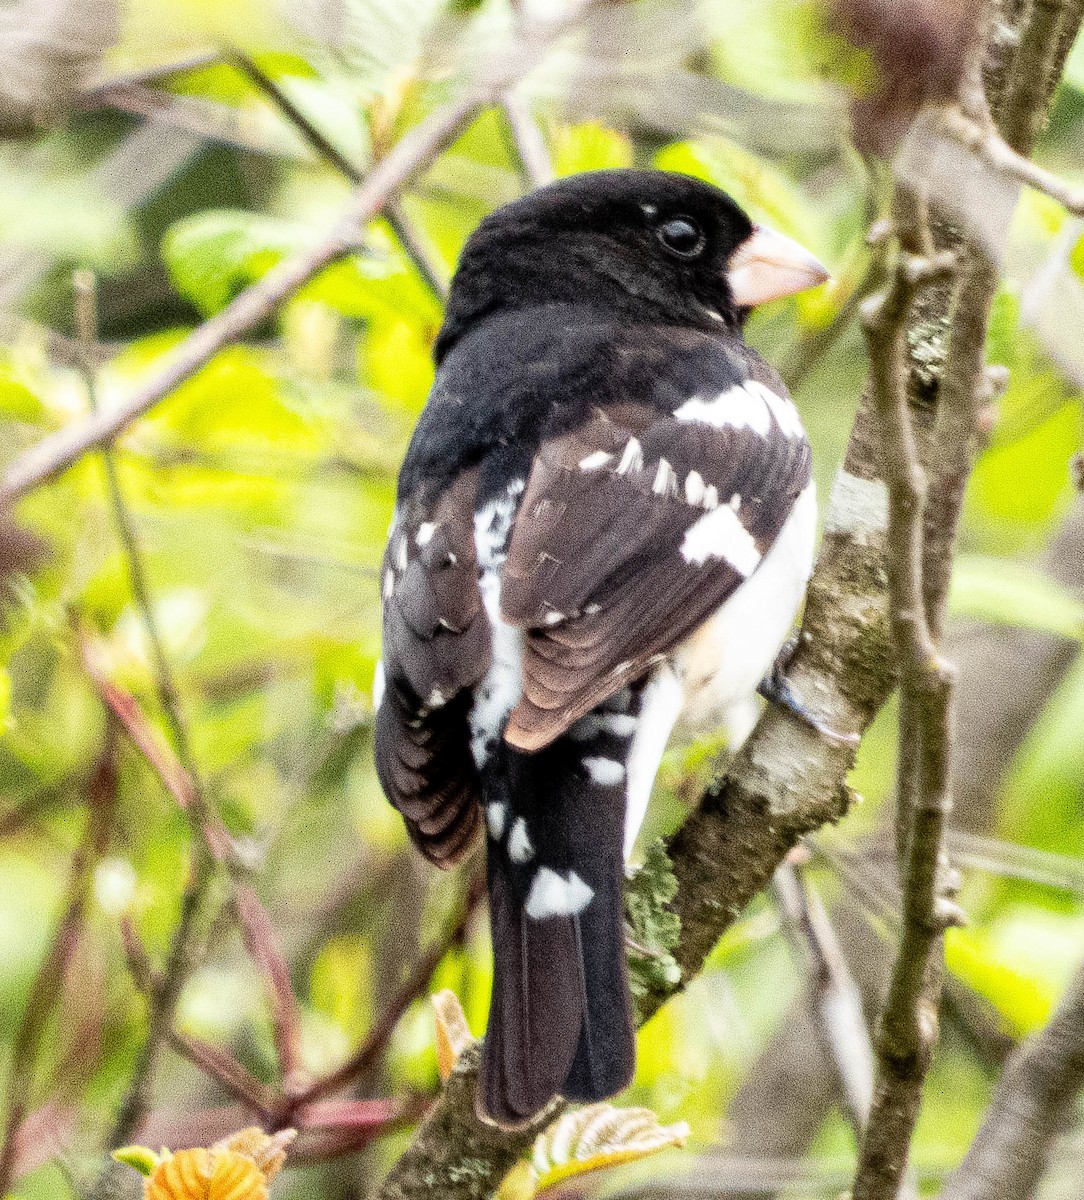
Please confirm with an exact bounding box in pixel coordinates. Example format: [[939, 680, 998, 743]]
[[225, 48, 449, 303], [940, 955, 1084, 1200], [774, 858, 874, 1135], [0, 1, 598, 504]]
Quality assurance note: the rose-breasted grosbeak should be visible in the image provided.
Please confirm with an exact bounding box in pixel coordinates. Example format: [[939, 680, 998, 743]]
[[374, 168, 829, 1125]]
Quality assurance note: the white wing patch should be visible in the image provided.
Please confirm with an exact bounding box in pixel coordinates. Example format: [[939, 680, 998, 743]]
[[674, 379, 803, 440], [758, 384, 805, 439], [525, 867, 595, 919], [470, 481, 526, 768], [680, 503, 762, 574], [674, 382, 771, 436]]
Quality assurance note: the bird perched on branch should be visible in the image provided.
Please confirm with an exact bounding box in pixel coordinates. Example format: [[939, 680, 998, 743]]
[[374, 168, 830, 1125]]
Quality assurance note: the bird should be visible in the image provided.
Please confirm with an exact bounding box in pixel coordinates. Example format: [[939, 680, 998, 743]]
[[373, 168, 830, 1126]]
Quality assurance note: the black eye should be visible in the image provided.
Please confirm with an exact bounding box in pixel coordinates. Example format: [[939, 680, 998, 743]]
[[656, 216, 705, 259]]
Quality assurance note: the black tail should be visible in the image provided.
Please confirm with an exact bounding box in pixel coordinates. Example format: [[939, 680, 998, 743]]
[[478, 735, 635, 1125]]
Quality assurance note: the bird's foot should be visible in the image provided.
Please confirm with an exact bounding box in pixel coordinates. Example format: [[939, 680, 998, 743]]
[[758, 639, 860, 747]]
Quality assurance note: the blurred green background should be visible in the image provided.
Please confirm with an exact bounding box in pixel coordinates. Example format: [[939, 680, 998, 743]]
[[1, 0, 1083, 1196]]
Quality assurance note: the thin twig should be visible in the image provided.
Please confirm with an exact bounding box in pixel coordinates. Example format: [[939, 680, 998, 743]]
[[289, 875, 483, 1112], [940, 107, 1084, 214], [118, 918, 277, 1115], [224, 48, 449, 302], [0, 747, 117, 1193], [501, 91, 553, 188], [73, 276, 226, 1164], [78, 50, 220, 106], [851, 186, 963, 1200], [774, 859, 874, 1135], [234, 886, 304, 1087]]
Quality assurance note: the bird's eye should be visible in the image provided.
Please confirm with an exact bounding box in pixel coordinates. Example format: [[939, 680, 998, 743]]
[[656, 216, 705, 259]]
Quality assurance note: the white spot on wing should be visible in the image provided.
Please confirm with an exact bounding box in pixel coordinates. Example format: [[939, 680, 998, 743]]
[[652, 458, 676, 496], [600, 712, 638, 737], [383, 570, 394, 599], [508, 817, 534, 863], [758, 383, 805, 438], [487, 802, 507, 840], [579, 450, 612, 471], [525, 867, 594, 919], [680, 505, 762, 573], [583, 756, 626, 786], [416, 522, 436, 547], [684, 471, 706, 506], [470, 483, 526, 768], [673, 382, 771, 437], [616, 438, 644, 475]]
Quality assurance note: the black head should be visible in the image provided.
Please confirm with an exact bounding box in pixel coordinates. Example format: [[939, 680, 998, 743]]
[[434, 169, 827, 361]]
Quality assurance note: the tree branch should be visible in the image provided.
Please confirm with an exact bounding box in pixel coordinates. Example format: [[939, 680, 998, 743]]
[[851, 191, 961, 1199], [0, 747, 117, 1194], [224, 48, 450, 303], [0, 1, 598, 504], [774, 858, 874, 1135], [940, 957, 1084, 1200]]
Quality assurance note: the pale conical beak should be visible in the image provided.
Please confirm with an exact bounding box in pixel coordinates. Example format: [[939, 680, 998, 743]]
[[726, 224, 830, 308]]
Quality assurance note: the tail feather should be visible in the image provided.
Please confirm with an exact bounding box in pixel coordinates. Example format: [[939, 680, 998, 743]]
[[563, 868, 635, 1103], [479, 740, 634, 1125]]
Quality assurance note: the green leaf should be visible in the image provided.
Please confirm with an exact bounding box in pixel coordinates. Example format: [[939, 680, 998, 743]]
[[531, 1103, 689, 1194], [162, 210, 305, 317], [949, 555, 1084, 640], [113, 1145, 162, 1177]]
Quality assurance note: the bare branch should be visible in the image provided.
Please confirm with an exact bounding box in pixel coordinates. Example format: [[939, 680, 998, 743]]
[[225, 48, 449, 302], [118, 919, 277, 1116], [234, 886, 305, 1087], [0, 748, 117, 1193], [939, 105, 1084, 214], [941, 958, 1084, 1200], [0, 4, 598, 503], [774, 859, 874, 1134], [848, 189, 960, 1200], [289, 875, 482, 1113], [73, 280, 230, 1167], [502, 91, 554, 188]]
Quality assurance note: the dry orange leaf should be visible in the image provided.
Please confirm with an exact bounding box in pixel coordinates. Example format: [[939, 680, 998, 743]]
[[146, 1148, 267, 1200], [116, 1127, 296, 1200], [432, 989, 474, 1080]]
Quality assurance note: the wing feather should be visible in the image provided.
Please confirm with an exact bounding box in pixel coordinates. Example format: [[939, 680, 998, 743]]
[[501, 384, 811, 750]]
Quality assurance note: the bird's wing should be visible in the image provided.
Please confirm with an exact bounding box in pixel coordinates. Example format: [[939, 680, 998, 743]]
[[501, 374, 812, 751], [375, 469, 490, 867]]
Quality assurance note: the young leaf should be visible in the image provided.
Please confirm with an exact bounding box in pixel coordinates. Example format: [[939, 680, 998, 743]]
[[115, 1128, 295, 1199], [531, 1103, 690, 1193], [432, 988, 474, 1080]]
